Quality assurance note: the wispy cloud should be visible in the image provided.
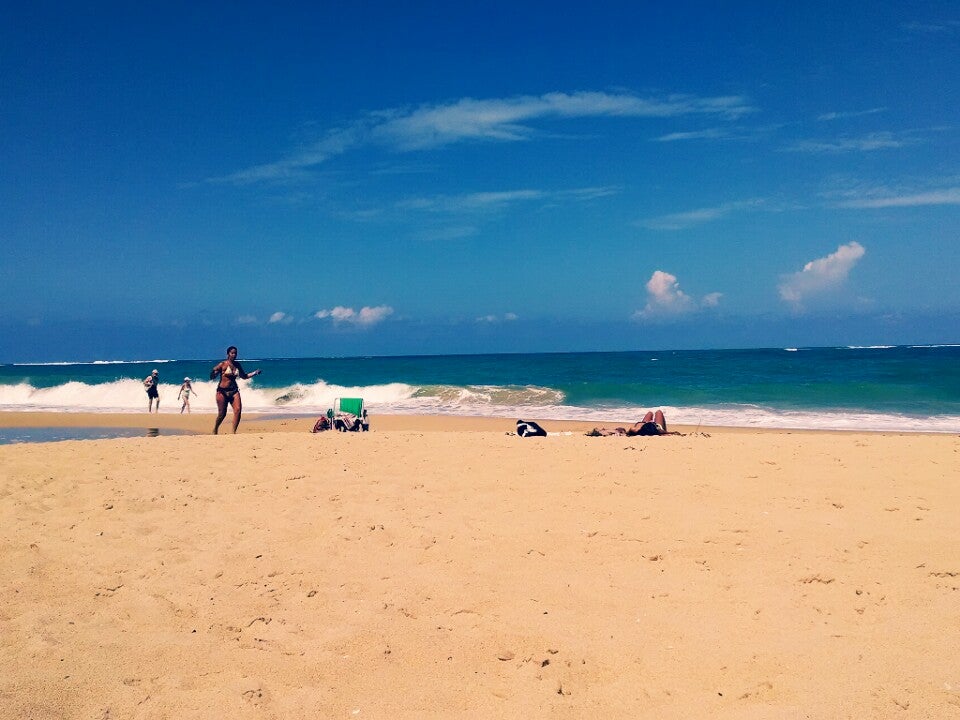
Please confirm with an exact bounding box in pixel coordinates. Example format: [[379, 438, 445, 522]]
[[836, 187, 960, 208], [416, 225, 480, 242], [778, 242, 866, 311], [315, 305, 394, 326], [633, 270, 721, 320], [397, 186, 619, 214], [344, 185, 620, 233], [902, 20, 960, 34], [641, 199, 764, 231], [216, 126, 362, 184], [561, 186, 621, 200], [784, 132, 909, 153], [374, 92, 756, 151], [235, 315, 258, 325], [210, 91, 756, 184], [816, 107, 887, 122], [654, 128, 727, 142], [701, 292, 723, 308], [401, 189, 545, 212], [476, 312, 519, 323]]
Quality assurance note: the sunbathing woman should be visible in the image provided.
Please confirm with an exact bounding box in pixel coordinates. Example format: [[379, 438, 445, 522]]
[[587, 409, 678, 436], [210, 345, 262, 434]]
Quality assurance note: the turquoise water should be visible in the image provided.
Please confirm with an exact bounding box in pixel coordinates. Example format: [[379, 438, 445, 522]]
[[1, 345, 959, 431]]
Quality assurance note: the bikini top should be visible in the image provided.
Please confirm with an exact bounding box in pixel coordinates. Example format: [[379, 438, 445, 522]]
[[222, 364, 239, 378]]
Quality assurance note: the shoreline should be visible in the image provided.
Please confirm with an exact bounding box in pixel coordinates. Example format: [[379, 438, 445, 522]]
[[0, 410, 951, 437], [0, 411, 662, 437], [3, 346, 958, 435]]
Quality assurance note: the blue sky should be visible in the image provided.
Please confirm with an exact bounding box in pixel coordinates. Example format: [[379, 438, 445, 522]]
[[2, 1, 958, 361]]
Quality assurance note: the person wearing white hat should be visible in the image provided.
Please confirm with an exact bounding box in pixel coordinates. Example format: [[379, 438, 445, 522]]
[[178, 377, 198, 414], [143, 369, 160, 413]]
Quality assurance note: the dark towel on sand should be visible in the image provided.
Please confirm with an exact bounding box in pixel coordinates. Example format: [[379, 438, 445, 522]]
[[517, 419, 548, 437]]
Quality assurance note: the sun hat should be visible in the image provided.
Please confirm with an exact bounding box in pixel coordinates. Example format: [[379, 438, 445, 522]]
[[184, 377, 191, 382]]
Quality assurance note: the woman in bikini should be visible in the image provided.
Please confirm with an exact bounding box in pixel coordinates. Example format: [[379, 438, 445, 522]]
[[587, 409, 678, 436], [178, 377, 198, 414], [210, 346, 262, 434]]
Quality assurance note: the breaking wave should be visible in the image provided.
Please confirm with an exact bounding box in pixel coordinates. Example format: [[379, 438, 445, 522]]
[[1, 378, 959, 432]]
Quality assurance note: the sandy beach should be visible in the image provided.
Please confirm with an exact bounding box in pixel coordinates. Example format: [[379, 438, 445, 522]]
[[1, 412, 958, 718]]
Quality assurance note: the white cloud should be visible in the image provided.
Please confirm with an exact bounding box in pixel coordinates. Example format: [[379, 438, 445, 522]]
[[476, 313, 519, 323], [215, 126, 362, 184], [315, 305, 394, 326], [422, 190, 545, 211], [778, 242, 866, 310], [816, 107, 886, 122], [634, 271, 722, 320], [268, 311, 293, 324], [417, 225, 480, 242], [357, 306, 394, 324], [235, 315, 258, 325], [397, 186, 618, 215], [654, 128, 726, 142], [373, 92, 755, 151], [212, 91, 755, 184], [315, 306, 353, 322], [701, 292, 723, 308], [836, 187, 960, 208], [784, 132, 907, 153], [902, 20, 960, 34], [634, 271, 695, 318], [641, 199, 763, 231], [561, 186, 621, 200]]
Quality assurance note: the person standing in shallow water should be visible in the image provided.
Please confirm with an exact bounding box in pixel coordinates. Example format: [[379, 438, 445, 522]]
[[144, 369, 160, 412], [210, 346, 262, 434], [178, 377, 198, 414]]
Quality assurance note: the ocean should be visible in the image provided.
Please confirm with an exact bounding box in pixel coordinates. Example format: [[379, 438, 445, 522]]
[[1, 346, 959, 432]]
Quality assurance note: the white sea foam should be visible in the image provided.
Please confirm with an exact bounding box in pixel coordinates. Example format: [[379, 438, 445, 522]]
[[388, 403, 960, 434], [2, 380, 959, 433], [0, 379, 414, 414]]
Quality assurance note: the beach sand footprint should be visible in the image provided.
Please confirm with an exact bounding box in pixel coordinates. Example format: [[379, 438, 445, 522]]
[[236, 678, 271, 708]]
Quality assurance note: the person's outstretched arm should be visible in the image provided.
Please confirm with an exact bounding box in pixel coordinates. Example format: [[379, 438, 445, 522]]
[[234, 362, 262, 380]]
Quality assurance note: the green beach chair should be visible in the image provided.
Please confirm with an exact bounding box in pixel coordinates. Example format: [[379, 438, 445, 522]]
[[334, 397, 369, 431]]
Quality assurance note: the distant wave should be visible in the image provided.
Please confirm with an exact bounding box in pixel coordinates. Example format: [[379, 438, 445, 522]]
[[844, 345, 895, 350], [13, 359, 179, 366]]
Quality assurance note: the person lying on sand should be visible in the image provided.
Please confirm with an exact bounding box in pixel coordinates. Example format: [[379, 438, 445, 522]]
[[586, 410, 681, 436]]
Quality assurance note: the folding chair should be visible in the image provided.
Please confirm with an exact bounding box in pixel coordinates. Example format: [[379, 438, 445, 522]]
[[333, 397, 369, 431]]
